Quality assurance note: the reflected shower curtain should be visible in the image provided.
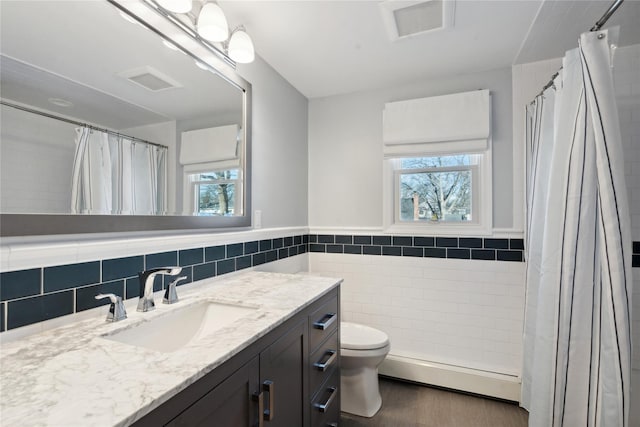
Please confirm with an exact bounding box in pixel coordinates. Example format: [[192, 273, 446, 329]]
[[71, 127, 167, 215], [109, 136, 167, 215], [522, 29, 632, 426], [70, 127, 113, 214]]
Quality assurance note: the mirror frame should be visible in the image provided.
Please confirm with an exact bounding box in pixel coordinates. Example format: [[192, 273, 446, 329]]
[[0, 0, 252, 237]]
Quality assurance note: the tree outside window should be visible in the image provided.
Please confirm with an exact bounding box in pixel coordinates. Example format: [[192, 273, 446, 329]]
[[193, 169, 238, 216], [399, 155, 474, 222]]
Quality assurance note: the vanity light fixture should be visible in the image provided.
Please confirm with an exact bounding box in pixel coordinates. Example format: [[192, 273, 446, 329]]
[[150, 0, 255, 64], [162, 38, 180, 51], [157, 0, 193, 14], [226, 26, 254, 64], [197, 2, 228, 42]]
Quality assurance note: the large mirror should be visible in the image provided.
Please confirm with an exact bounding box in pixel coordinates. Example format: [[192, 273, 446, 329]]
[[0, 0, 251, 236]]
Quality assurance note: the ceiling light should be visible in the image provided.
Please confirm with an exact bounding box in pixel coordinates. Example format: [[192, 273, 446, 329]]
[[227, 27, 254, 64], [197, 2, 229, 42], [156, 0, 193, 14]]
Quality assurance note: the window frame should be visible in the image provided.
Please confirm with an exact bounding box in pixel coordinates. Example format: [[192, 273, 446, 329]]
[[184, 169, 243, 216], [384, 150, 492, 236], [394, 162, 479, 224]]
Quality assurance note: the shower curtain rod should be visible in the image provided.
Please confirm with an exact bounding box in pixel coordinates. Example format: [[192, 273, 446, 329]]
[[0, 100, 169, 150], [533, 0, 624, 100]]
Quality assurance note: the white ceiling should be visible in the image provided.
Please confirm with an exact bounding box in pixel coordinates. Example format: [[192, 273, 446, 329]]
[[221, 0, 640, 99]]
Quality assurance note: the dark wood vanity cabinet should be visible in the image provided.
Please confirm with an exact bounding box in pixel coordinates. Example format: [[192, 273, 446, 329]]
[[165, 357, 260, 427], [132, 287, 340, 427], [308, 295, 341, 427]]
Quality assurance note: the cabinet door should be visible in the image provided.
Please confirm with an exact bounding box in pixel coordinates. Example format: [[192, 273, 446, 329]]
[[166, 356, 260, 427], [260, 321, 307, 427]]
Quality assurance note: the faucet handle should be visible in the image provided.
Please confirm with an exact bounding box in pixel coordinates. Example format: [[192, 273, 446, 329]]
[[95, 293, 127, 322], [163, 276, 187, 304]]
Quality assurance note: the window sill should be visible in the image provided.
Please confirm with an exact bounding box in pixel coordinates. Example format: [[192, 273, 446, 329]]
[[384, 221, 493, 237]]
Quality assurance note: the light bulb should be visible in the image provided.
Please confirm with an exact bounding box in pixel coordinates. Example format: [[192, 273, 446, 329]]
[[228, 29, 254, 63], [197, 3, 229, 42], [156, 0, 192, 13]]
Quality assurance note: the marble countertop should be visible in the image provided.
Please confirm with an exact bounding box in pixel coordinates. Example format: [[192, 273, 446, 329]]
[[0, 271, 341, 426]]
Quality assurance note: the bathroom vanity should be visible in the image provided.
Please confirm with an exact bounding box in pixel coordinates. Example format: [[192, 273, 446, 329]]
[[0, 272, 341, 426]]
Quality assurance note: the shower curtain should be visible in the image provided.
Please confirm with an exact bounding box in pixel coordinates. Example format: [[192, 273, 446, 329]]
[[522, 28, 632, 426], [71, 127, 167, 215], [70, 127, 113, 214]]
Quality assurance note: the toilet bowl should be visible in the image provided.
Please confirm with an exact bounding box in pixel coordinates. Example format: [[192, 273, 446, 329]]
[[340, 322, 390, 417]]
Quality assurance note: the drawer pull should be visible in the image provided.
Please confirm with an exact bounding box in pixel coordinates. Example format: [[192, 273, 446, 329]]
[[314, 386, 337, 413], [313, 350, 337, 371], [313, 313, 337, 330], [252, 391, 264, 427], [327, 423, 338, 427], [263, 380, 274, 421]]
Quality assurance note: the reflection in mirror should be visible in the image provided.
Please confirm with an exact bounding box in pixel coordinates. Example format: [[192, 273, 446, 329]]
[[0, 0, 250, 229]]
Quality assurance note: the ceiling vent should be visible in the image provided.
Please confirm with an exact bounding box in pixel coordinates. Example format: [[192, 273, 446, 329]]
[[118, 66, 182, 91], [380, 0, 455, 41]]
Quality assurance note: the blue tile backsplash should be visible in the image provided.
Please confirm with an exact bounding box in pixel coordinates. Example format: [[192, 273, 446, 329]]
[[3, 233, 632, 333], [308, 234, 525, 262]]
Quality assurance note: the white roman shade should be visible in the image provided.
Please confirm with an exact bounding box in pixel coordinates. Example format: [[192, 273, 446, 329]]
[[383, 89, 491, 157], [180, 124, 241, 173]]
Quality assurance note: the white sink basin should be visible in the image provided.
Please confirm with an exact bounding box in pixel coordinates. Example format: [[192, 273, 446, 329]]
[[103, 301, 257, 353]]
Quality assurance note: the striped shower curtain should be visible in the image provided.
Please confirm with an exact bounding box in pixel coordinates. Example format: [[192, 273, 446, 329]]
[[522, 28, 632, 426]]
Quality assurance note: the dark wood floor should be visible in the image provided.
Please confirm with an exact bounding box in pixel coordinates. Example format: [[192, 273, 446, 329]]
[[340, 378, 529, 427]]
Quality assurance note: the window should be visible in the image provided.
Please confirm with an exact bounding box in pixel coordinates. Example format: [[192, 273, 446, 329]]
[[382, 90, 492, 234], [397, 155, 479, 223], [188, 169, 241, 216], [384, 151, 491, 235]]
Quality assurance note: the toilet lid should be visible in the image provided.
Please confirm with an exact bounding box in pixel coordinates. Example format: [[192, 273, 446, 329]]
[[341, 322, 390, 350]]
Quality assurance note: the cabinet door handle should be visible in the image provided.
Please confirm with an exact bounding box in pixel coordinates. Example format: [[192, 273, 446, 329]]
[[252, 392, 264, 427], [263, 380, 275, 421], [314, 386, 337, 413], [313, 350, 337, 371], [327, 423, 338, 427], [313, 313, 337, 330]]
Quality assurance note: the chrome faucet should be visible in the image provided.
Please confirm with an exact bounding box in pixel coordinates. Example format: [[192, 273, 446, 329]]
[[95, 293, 127, 322], [164, 275, 188, 305], [137, 267, 182, 312]]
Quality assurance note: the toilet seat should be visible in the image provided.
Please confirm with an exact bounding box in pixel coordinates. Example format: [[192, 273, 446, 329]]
[[341, 322, 390, 350]]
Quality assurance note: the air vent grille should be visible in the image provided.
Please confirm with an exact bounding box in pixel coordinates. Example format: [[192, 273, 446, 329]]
[[118, 66, 182, 92], [380, 0, 455, 41], [394, 1, 443, 37]]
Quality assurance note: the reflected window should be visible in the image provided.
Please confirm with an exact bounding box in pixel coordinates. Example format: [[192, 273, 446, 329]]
[[189, 169, 241, 216]]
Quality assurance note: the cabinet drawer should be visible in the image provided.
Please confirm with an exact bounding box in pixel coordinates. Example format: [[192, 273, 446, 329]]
[[309, 296, 338, 353], [311, 369, 340, 427], [309, 330, 338, 395]]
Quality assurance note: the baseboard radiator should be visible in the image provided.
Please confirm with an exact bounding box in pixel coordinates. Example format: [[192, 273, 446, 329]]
[[379, 354, 521, 402]]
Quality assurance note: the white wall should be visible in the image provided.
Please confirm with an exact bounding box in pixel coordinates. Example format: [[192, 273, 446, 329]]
[[0, 105, 75, 214], [306, 67, 525, 387], [238, 56, 309, 228], [308, 67, 515, 230], [310, 253, 525, 375]]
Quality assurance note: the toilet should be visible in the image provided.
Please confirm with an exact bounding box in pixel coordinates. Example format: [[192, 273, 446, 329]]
[[340, 322, 391, 417]]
